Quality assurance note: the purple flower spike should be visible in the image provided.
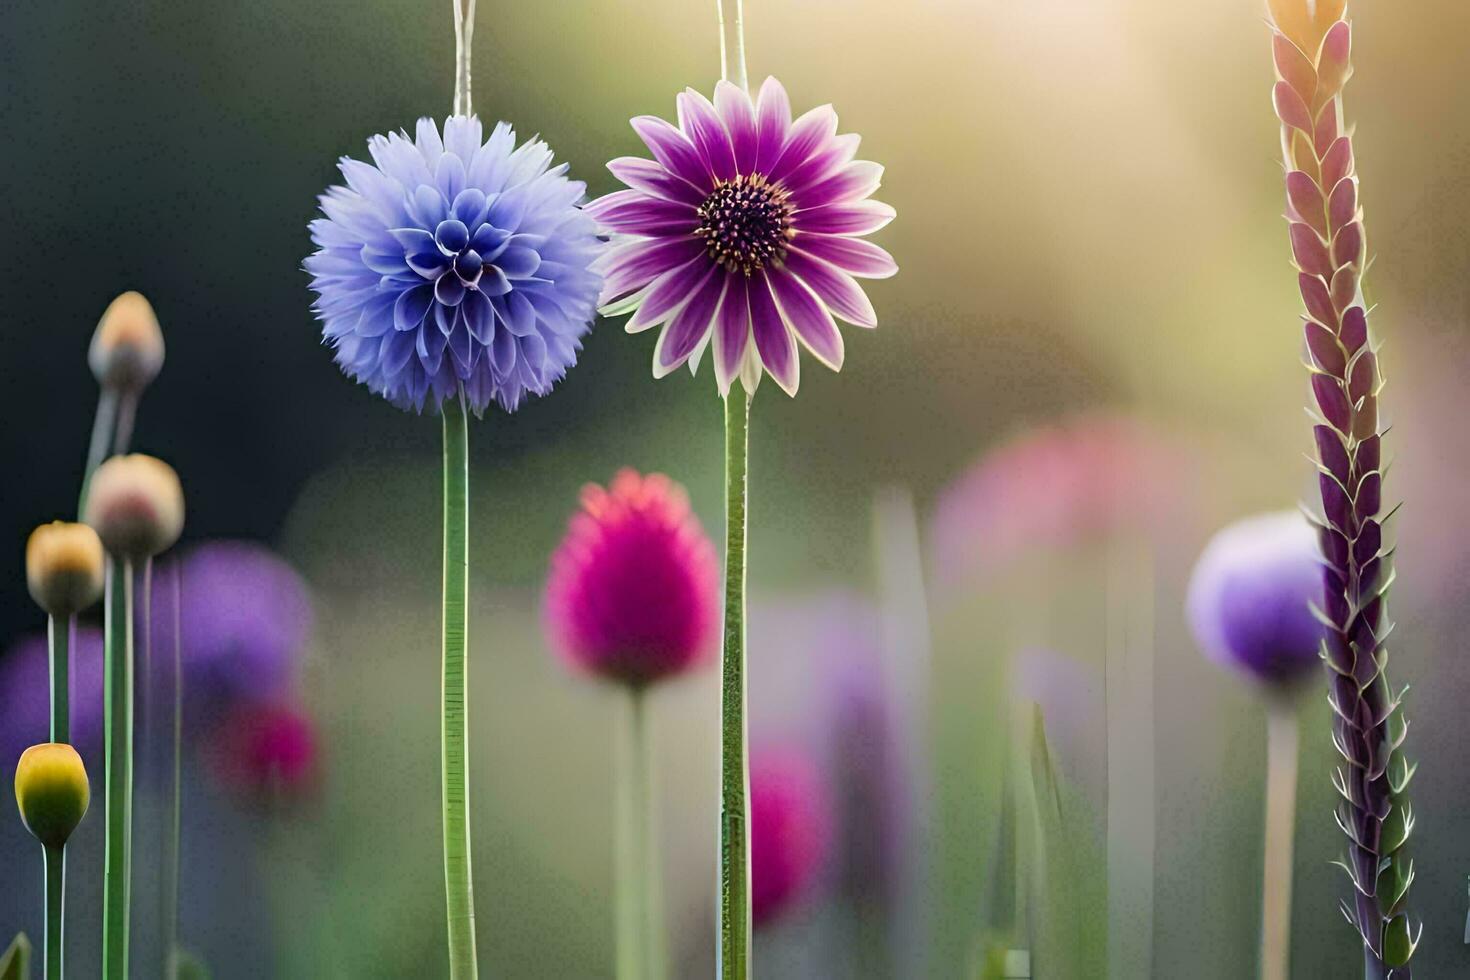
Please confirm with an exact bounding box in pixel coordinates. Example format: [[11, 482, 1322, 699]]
[[0, 629, 105, 771], [590, 78, 897, 397], [148, 540, 314, 725], [1186, 512, 1325, 692], [306, 117, 604, 414], [751, 746, 832, 927], [544, 469, 720, 686]]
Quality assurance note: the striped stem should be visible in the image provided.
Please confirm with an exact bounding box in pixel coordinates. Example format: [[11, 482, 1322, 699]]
[[102, 557, 134, 979], [441, 391, 478, 978], [1269, 4, 1420, 974], [48, 616, 70, 744], [44, 844, 64, 980], [616, 687, 663, 980]]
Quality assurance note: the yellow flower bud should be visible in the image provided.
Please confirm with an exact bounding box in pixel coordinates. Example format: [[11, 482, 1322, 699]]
[[88, 291, 165, 393], [84, 454, 185, 558], [14, 743, 90, 848], [25, 521, 105, 616]]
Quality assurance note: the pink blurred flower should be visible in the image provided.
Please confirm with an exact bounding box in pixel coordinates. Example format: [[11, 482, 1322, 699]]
[[543, 469, 719, 686], [751, 746, 832, 927], [206, 702, 319, 802], [930, 414, 1199, 583]]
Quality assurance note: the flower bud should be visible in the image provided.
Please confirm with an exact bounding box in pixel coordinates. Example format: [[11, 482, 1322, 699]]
[[14, 743, 90, 848], [26, 522, 105, 616], [84, 454, 185, 558], [89, 291, 165, 392]]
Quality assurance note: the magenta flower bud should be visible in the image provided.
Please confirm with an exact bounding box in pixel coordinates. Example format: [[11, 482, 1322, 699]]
[[205, 702, 319, 802], [1186, 512, 1325, 692], [543, 469, 719, 686], [751, 746, 831, 928]]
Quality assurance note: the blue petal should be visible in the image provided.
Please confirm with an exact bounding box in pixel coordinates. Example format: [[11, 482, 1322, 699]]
[[493, 291, 538, 337], [381, 328, 417, 375], [479, 267, 512, 297], [471, 222, 510, 259], [410, 185, 448, 228], [435, 273, 466, 307], [494, 245, 541, 280], [393, 284, 434, 331], [463, 290, 495, 344], [452, 188, 490, 229], [407, 250, 449, 279], [436, 152, 467, 202], [417, 321, 448, 373], [447, 319, 475, 377], [489, 321, 517, 377]]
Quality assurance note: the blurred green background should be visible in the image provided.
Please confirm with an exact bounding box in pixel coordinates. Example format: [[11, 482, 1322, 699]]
[[3, 0, 1470, 976]]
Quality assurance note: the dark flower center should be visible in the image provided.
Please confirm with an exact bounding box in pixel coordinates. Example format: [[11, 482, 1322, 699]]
[[695, 174, 793, 275]]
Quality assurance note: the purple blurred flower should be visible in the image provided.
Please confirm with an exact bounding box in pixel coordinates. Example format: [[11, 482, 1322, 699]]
[[147, 540, 314, 724], [543, 470, 719, 686], [751, 746, 832, 927], [306, 117, 603, 414], [0, 628, 104, 771], [205, 701, 319, 803], [1185, 512, 1324, 690], [589, 77, 897, 396], [930, 415, 1198, 584]]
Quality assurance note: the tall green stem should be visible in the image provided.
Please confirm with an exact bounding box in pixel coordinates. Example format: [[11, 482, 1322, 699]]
[[616, 687, 663, 980], [102, 556, 134, 980], [441, 392, 478, 978], [1261, 705, 1300, 980], [718, 391, 751, 979], [717, 0, 748, 92], [48, 616, 70, 744], [79, 388, 118, 517], [44, 844, 64, 980]]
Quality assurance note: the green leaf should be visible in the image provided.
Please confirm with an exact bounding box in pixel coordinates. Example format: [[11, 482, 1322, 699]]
[[0, 934, 32, 980]]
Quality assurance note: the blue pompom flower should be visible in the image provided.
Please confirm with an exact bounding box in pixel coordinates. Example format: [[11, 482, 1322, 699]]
[[306, 117, 603, 414]]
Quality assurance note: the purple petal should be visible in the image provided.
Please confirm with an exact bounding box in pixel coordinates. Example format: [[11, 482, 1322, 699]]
[[462, 289, 495, 343], [606, 157, 705, 206], [655, 266, 724, 376], [713, 273, 751, 394], [435, 274, 466, 307], [416, 319, 448, 373], [714, 81, 759, 174], [381, 327, 417, 374], [479, 266, 512, 297], [630, 116, 714, 191], [768, 266, 844, 370], [678, 89, 738, 183], [599, 236, 708, 305], [769, 105, 838, 185], [750, 272, 798, 395], [585, 190, 699, 236], [627, 258, 711, 332], [793, 234, 897, 278], [754, 77, 793, 175], [447, 319, 474, 377], [489, 319, 517, 376], [495, 291, 538, 337], [791, 200, 896, 236], [393, 284, 434, 331], [797, 160, 883, 209], [495, 245, 541, 280], [781, 134, 860, 198], [783, 248, 877, 327]]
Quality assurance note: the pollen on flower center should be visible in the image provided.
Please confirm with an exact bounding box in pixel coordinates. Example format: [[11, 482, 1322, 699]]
[[695, 174, 794, 275]]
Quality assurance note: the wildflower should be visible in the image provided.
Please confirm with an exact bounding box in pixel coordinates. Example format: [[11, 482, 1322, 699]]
[[590, 77, 896, 396], [205, 702, 318, 803], [306, 117, 604, 414], [26, 522, 104, 617], [83, 454, 185, 558]]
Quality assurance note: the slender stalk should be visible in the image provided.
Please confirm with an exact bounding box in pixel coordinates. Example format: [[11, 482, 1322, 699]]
[[441, 391, 478, 978], [80, 388, 119, 516], [111, 390, 139, 457], [718, 391, 752, 979], [48, 616, 70, 743], [452, 0, 477, 117], [1261, 705, 1300, 980], [44, 843, 64, 980], [717, 0, 748, 92], [616, 687, 663, 980], [102, 556, 134, 980], [163, 560, 182, 974]]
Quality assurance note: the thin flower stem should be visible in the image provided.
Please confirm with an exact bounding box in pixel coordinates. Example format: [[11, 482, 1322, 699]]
[[102, 556, 135, 980], [111, 390, 139, 456], [452, 0, 477, 117], [44, 843, 64, 980], [1261, 705, 1300, 980], [80, 387, 118, 516], [441, 390, 478, 979], [718, 391, 751, 980], [717, 0, 749, 92], [616, 687, 663, 980], [163, 560, 182, 974], [48, 616, 70, 743]]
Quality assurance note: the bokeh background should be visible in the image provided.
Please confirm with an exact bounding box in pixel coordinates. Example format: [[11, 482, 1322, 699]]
[[3, 0, 1470, 976]]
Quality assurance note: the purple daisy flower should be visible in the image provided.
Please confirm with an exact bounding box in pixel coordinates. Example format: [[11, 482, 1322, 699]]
[[306, 116, 604, 414], [588, 77, 897, 396], [1185, 511, 1325, 691]]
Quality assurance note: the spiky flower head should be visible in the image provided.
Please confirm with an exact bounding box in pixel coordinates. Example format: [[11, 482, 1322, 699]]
[[751, 746, 831, 927], [84, 453, 184, 558], [306, 117, 604, 415], [26, 521, 105, 616], [1186, 512, 1324, 692], [590, 77, 896, 396], [544, 469, 719, 687], [1270, 3, 1419, 970], [14, 743, 90, 848], [89, 291, 164, 393]]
